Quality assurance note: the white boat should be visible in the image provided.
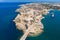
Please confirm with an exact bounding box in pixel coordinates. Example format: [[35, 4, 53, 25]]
[[51, 13, 54, 17]]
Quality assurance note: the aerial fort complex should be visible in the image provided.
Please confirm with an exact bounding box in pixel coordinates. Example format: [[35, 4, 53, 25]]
[[13, 3, 60, 40]]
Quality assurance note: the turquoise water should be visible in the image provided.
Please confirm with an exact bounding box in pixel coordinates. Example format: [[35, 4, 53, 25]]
[[0, 2, 60, 40]]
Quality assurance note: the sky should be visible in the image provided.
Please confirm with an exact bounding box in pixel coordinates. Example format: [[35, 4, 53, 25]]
[[0, 0, 60, 2]]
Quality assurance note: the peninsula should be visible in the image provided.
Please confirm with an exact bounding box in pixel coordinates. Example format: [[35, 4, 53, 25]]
[[13, 3, 60, 40]]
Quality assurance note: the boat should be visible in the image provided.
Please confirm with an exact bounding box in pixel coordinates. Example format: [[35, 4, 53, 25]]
[[51, 13, 54, 17]]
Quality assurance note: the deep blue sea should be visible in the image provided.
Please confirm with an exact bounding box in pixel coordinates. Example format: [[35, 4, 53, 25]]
[[0, 2, 60, 40]]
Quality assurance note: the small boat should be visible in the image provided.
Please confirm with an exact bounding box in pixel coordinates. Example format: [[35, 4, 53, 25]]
[[51, 13, 54, 17]]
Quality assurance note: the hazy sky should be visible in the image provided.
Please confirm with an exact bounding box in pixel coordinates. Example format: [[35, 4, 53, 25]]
[[0, 0, 60, 2]]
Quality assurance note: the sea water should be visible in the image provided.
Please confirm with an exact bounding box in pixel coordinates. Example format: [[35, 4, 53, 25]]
[[0, 2, 60, 40]]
